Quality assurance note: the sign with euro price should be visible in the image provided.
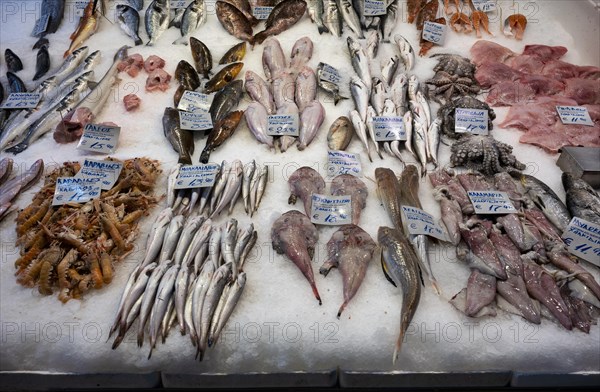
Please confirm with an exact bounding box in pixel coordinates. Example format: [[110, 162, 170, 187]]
[[472, 0, 497, 12], [318, 63, 342, 85], [75, 158, 123, 190], [267, 114, 299, 136], [180, 110, 213, 131], [77, 124, 120, 154], [467, 191, 518, 214], [373, 116, 406, 141], [561, 217, 600, 266], [174, 164, 220, 189], [401, 206, 447, 241], [455, 108, 489, 135], [422, 21, 446, 45], [52, 177, 101, 206], [310, 194, 352, 226], [253, 6, 274, 20], [364, 0, 387, 16], [327, 150, 362, 177], [1, 93, 42, 109], [177, 90, 213, 113], [556, 106, 594, 126]]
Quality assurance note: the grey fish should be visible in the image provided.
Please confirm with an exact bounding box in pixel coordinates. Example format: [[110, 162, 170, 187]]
[[174, 266, 191, 333], [209, 272, 246, 346], [307, 0, 329, 34], [173, 216, 204, 266], [159, 215, 185, 263], [209, 80, 244, 124], [163, 107, 194, 165], [316, 63, 346, 105], [33, 46, 51, 81], [145, 0, 171, 46], [116, 4, 143, 46], [7, 72, 26, 93], [370, 77, 386, 116], [365, 30, 380, 59], [58, 48, 99, 86], [337, 0, 363, 38], [169, 7, 186, 28], [347, 36, 371, 93], [381, 56, 399, 87], [375, 167, 404, 231], [323, 0, 342, 37], [289, 37, 314, 75], [117, 263, 157, 338], [562, 172, 600, 225], [191, 262, 215, 345], [242, 161, 256, 213], [128, 0, 144, 11], [327, 116, 354, 151], [254, 165, 269, 213], [350, 76, 369, 122], [253, 0, 308, 45], [350, 110, 371, 162], [5, 49, 23, 73], [174, 0, 207, 45], [519, 174, 571, 232], [140, 208, 173, 271], [378, 226, 421, 364], [148, 264, 180, 358], [380, 1, 398, 42], [198, 262, 231, 359], [0, 159, 43, 209]]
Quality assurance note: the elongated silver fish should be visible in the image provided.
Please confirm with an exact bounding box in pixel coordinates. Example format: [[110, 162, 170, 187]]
[[350, 76, 369, 122], [47, 46, 89, 83], [137, 262, 171, 347], [209, 272, 246, 346], [173, 216, 204, 266], [395, 34, 415, 72], [198, 262, 231, 360], [192, 262, 215, 345], [323, 0, 342, 37], [347, 36, 371, 93], [159, 215, 185, 263], [307, 0, 329, 34], [350, 109, 372, 162], [365, 106, 382, 160], [174, 266, 190, 333], [426, 117, 440, 167], [338, 0, 363, 38], [148, 263, 180, 358], [242, 161, 256, 213], [365, 30, 380, 59], [370, 78, 386, 116]]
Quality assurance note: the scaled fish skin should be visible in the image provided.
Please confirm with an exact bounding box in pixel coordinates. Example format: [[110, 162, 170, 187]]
[[116, 4, 143, 46], [200, 110, 244, 163], [323, 0, 342, 37], [64, 0, 99, 57], [327, 116, 354, 151], [174, 0, 207, 45], [562, 172, 600, 225], [209, 79, 244, 124], [145, 0, 171, 46], [253, 0, 308, 45], [306, 0, 329, 34], [163, 107, 195, 165], [215, 1, 254, 43], [190, 37, 213, 78], [219, 42, 247, 65], [203, 62, 243, 94], [375, 167, 404, 232]]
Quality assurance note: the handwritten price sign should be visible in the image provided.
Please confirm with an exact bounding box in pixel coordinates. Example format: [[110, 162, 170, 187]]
[[310, 194, 352, 226], [77, 124, 120, 154], [174, 164, 220, 189], [468, 191, 517, 215]]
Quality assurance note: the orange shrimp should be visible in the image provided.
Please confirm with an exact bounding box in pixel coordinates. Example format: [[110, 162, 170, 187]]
[[99, 252, 114, 284], [38, 261, 54, 295], [17, 199, 51, 236]]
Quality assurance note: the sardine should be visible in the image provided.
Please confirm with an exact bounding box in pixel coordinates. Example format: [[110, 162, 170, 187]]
[[378, 226, 422, 364], [5, 49, 23, 73], [175, 0, 207, 45], [163, 107, 195, 165], [219, 42, 247, 65], [116, 4, 143, 46], [298, 101, 324, 150], [375, 167, 404, 231], [145, 0, 171, 46], [245, 71, 276, 114], [190, 37, 213, 78], [327, 116, 354, 151], [307, 0, 329, 34], [200, 111, 244, 163], [215, 1, 254, 42], [203, 62, 243, 94], [349, 110, 371, 162], [33, 46, 50, 81], [253, 0, 308, 45], [245, 102, 274, 148]]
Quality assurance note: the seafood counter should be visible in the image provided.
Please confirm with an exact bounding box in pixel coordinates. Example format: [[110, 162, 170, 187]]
[[1, 0, 599, 388]]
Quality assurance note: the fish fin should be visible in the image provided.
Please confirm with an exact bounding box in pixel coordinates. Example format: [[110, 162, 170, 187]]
[[87, 81, 99, 89], [337, 301, 348, 319], [319, 259, 338, 277], [381, 254, 397, 287], [111, 333, 124, 350], [311, 283, 322, 305], [318, 25, 329, 35], [134, 38, 143, 46]]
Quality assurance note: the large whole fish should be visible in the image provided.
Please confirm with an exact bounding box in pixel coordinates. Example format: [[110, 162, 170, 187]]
[[174, 0, 207, 45], [245, 71, 276, 114], [189, 37, 212, 78], [64, 0, 99, 58], [219, 42, 247, 64], [298, 101, 324, 150], [209, 80, 244, 124], [253, 0, 308, 45], [262, 38, 287, 81], [327, 116, 354, 151], [288, 166, 325, 216], [203, 62, 243, 94], [562, 173, 600, 225], [200, 111, 244, 163], [163, 107, 194, 165], [146, 0, 171, 46], [244, 102, 273, 148], [215, 1, 254, 42], [320, 225, 376, 317], [116, 4, 143, 46], [337, 0, 363, 38], [323, 0, 342, 37], [307, 0, 328, 34], [272, 210, 322, 304], [519, 174, 571, 232], [378, 226, 422, 364], [220, 0, 260, 25], [331, 174, 368, 225], [375, 167, 404, 231]]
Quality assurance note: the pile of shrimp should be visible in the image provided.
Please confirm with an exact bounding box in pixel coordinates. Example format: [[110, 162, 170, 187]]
[[13, 157, 161, 302]]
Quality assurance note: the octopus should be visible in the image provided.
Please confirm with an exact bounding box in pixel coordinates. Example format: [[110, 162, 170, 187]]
[[426, 71, 481, 103], [431, 53, 476, 77], [450, 134, 526, 175], [438, 96, 495, 138]]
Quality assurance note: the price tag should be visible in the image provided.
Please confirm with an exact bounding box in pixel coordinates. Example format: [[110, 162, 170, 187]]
[[177, 90, 213, 113], [471, 0, 497, 12], [76, 124, 120, 154], [318, 62, 342, 84], [455, 108, 489, 135], [32, 14, 49, 37], [422, 21, 446, 45], [172, 0, 191, 9], [77, 124, 120, 154], [561, 217, 600, 266], [180, 111, 213, 131], [175, 164, 220, 189], [310, 194, 352, 225], [556, 106, 594, 126], [52, 177, 102, 206], [373, 116, 406, 141], [364, 0, 387, 16], [69, 1, 88, 17], [401, 206, 447, 241], [253, 6, 274, 20], [267, 114, 299, 136], [1, 93, 42, 109], [467, 191, 517, 214], [327, 150, 362, 177], [75, 159, 123, 190]]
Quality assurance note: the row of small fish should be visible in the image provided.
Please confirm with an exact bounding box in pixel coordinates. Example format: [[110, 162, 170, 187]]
[[166, 159, 269, 218], [0, 158, 44, 220], [110, 212, 256, 360], [245, 36, 324, 151]]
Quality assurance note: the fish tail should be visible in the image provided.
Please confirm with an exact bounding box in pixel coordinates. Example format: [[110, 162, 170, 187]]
[[318, 25, 329, 35], [111, 333, 124, 350], [336, 301, 348, 319], [137, 330, 144, 348], [199, 149, 210, 164], [392, 330, 405, 365], [311, 283, 322, 306], [252, 32, 267, 46], [134, 38, 143, 46], [430, 278, 442, 296]]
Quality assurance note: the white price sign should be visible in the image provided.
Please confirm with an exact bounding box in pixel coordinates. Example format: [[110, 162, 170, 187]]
[[253, 6, 274, 20], [364, 0, 387, 16], [77, 124, 120, 154], [75, 159, 123, 190], [422, 21, 446, 45], [52, 177, 102, 206], [455, 108, 489, 135], [472, 0, 497, 12], [318, 62, 342, 84], [373, 116, 406, 141], [1, 93, 42, 109], [310, 194, 352, 225], [267, 114, 299, 136], [177, 90, 213, 113], [556, 106, 594, 126], [327, 150, 362, 177], [69, 1, 88, 17], [467, 191, 518, 214], [180, 111, 213, 131], [561, 217, 600, 266], [175, 164, 220, 189], [401, 206, 447, 241]]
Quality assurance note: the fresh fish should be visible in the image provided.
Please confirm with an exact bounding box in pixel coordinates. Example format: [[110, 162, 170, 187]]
[[245, 71, 276, 114], [5, 49, 23, 73], [331, 174, 368, 225], [365, 30, 380, 59], [254, 165, 269, 213], [174, 266, 191, 333], [221, 219, 238, 273], [347, 37, 371, 93], [169, 5, 186, 28], [242, 161, 256, 213], [378, 226, 422, 364], [416, 90, 431, 128], [0, 158, 13, 186], [337, 0, 363, 38], [253, 0, 308, 45], [64, 0, 99, 57], [191, 262, 215, 344], [316, 63, 345, 104], [183, 218, 213, 268], [433, 188, 462, 245], [197, 263, 231, 359], [219, 42, 247, 65], [562, 172, 600, 225], [289, 37, 313, 74], [163, 107, 194, 165], [117, 263, 157, 338], [190, 37, 213, 78], [59, 49, 101, 87], [413, 121, 428, 177], [209, 272, 246, 346], [407, 74, 419, 102], [307, 0, 329, 34], [140, 208, 173, 271], [220, 0, 260, 26], [244, 102, 274, 148], [323, 0, 342, 37], [116, 4, 143, 46], [370, 78, 386, 116], [394, 34, 415, 72], [381, 56, 399, 87], [365, 106, 383, 160], [200, 110, 244, 163], [209, 79, 243, 124], [425, 117, 441, 167], [128, 0, 144, 11], [175, 60, 201, 93], [248, 164, 260, 215], [203, 62, 243, 94], [272, 210, 322, 304], [215, 1, 254, 43], [298, 100, 324, 150], [234, 223, 254, 264], [520, 174, 571, 232], [327, 116, 354, 151], [0, 159, 44, 213], [159, 215, 185, 263], [145, 0, 171, 46], [148, 264, 180, 358], [465, 269, 497, 317], [277, 102, 299, 153], [349, 110, 371, 162], [211, 160, 243, 218], [7, 72, 26, 94], [173, 216, 204, 266], [175, 0, 207, 45], [375, 167, 404, 231], [390, 72, 408, 115], [350, 76, 369, 122], [272, 71, 296, 109], [262, 37, 287, 81], [288, 166, 325, 216], [380, 1, 398, 42]]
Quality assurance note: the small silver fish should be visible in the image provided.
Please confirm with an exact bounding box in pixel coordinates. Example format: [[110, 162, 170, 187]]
[[350, 110, 372, 162]]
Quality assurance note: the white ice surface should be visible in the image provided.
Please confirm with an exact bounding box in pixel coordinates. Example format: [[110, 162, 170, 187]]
[[0, 0, 599, 375]]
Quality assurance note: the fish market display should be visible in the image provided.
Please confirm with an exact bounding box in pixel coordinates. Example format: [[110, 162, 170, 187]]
[[426, 53, 479, 104], [562, 173, 600, 225], [272, 210, 321, 304], [253, 0, 308, 44], [110, 214, 255, 360], [163, 107, 195, 165], [450, 134, 526, 175], [0, 159, 44, 221], [13, 158, 160, 302], [146, 0, 171, 46], [330, 174, 368, 225], [174, 0, 207, 45], [327, 116, 354, 151]]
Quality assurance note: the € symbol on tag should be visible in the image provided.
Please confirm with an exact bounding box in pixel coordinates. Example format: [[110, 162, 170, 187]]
[[177, 180, 183, 185], [56, 195, 63, 201], [410, 223, 417, 230], [313, 214, 319, 220]]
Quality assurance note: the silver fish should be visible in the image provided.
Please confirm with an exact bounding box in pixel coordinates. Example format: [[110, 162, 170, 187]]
[[221, 219, 238, 275], [174, 0, 207, 45], [426, 117, 441, 167], [239, 230, 257, 269], [185, 219, 213, 272], [234, 224, 254, 264], [174, 266, 190, 333], [209, 272, 246, 346], [380, 1, 398, 42], [416, 90, 431, 128], [323, 0, 342, 37], [118, 263, 157, 335], [209, 226, 222, 270], [173, 216, 204, 266], [338, 0, 363, 38], [381, 56, 399, 88], [242, 160, 256, 213], [198, 262, 231, 360], [370, 77, 386, 116], [521, 174, 571, 232], [116, 4, 143, 46], [394, 34, 415, 72], [307, 0, 329, 34], [249, 163, 261, 217], [148, 263, 179, 358], [109, 263, 141, 338], [191, 262, 215, 345], [350, 76, 369, 122], [211, 160, 243, 218], [60, 50, 101, 87], [413, 121, 428, 177], [316, 63, 345, 105], [347, 36, 371, 93], [298, 100, 325, 150], [145, 0, 171, 46], [159, 215, 185, 263], [137, 262, 170, 347], [350, 110, 372, 162], [390, 72, 408, 115], [365, 105, 382, 159], [167, 164, 181, 208], [254, 165, 269, 212], [365, 30, 380, 59]]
